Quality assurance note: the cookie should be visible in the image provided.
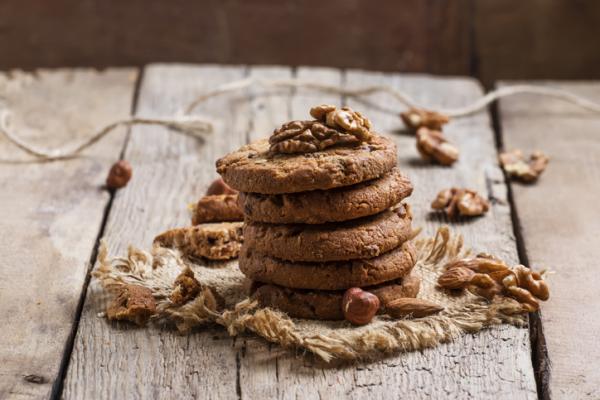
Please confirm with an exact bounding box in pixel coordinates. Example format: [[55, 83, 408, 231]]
[[191, 194, 243, 225], [251, 274, 421, 320], [239, 168, 412, 224], [240, 241, 416, 290], [154, 222, 243, 260], [243, 204, 412, 262], [216, 134, 397, 194]]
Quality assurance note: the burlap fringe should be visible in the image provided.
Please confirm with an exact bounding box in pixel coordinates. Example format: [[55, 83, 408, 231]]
[[94, 226, 526, 362]]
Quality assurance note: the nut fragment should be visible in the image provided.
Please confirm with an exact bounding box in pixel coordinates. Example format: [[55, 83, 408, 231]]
[[106, 284, 156, 325], [106, 160, 132, 189], [170, 267, 202, 306], [416, 128, 459, 166], [400, 108, 450, 131], [385, 298, 444, 318], [206, 178, 237, 196], [270, 105, 373, 154], [431, 188, 489, 218], [499, 149, 549, 182], [342, 287, 380, 325]]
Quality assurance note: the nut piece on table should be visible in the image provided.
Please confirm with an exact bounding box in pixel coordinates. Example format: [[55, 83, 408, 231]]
[[269, 105, 372, 155], [106, 160, 133, 189], [400, 108, 450, 131], [106, 284, 156, 326], [431, 187, 489, 219], [191, 194, 243, 225], [342, 287, 380, 325], [499, 149, 549, 183], [416, 127, 459, 166], [385, 298, 443, 319], [206, 178, 237, 196]]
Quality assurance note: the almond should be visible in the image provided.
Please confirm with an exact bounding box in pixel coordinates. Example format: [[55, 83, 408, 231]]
[[385, 298, 444, 319], [437, 267, 474, 289]]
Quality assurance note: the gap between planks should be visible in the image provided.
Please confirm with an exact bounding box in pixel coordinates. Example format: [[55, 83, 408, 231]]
[[50, 67, 145, 400]]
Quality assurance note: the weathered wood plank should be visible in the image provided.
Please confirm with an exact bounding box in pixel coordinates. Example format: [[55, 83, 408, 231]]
[[498, 81, 600, 400], [63, 64, 251, 400], [0, 68, 137, 399], [237, 68, 538, 399]]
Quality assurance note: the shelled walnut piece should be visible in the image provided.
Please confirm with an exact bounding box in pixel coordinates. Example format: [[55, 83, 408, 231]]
[[106, 284, 157, 326], [416, 127, 459, 166], [400, 108, 450, 131], [269, 105, 373, 154], [499, 149, 549, 182], [437, 255, 550, 312], [431, 187, 489, 218]]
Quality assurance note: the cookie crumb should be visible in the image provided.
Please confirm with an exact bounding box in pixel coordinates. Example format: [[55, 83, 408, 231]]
[[106, 284, 156, 326]]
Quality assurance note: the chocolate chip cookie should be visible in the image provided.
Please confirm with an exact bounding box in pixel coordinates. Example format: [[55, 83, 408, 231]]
[[251, 274, 421, 320], [216, 134, 397, 194], [238, 168, 412, 224], [240, 241, 416, 290], [243, 204, 412, 262]]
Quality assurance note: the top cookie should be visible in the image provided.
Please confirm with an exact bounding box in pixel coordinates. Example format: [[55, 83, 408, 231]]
[[216, 134, 397, 194]]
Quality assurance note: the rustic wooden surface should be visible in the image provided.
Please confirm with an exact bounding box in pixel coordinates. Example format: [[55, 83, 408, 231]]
[[498, 82, 600, 400], [0, 68, 137, 399], [59, 65, 539, 399]]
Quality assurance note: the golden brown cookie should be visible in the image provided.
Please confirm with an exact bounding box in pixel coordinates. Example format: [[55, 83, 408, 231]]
[[238, 168, 412, 224], [240, 241, 416, 290], [243, 204, 412, 262], [251, 274, 421, 320], [191, 194, 243, 225], [216, 134, 397, 194], [154, 222, 243, 260]]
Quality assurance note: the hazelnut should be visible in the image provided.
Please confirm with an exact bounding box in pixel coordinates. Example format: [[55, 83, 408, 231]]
[[206, 178, 237, 196], [342, 287, 380, 325], [106, 160, 132, 189]]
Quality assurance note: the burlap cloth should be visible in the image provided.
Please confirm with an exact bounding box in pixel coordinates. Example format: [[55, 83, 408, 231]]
[[95, 226, 526, 362]]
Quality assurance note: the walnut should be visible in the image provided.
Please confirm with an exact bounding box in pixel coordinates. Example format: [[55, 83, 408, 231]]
[[499, 149, 549, 182], [431, 187, 489, 218], [438, 257, 549, 313], [400, 108, 450, 131], [269, 105, 373, 154], [106, 284, 156, 326], [416, 128, 459, 166]]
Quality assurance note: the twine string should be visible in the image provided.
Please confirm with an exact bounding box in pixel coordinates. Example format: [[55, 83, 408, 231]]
[[2, 79, 600, 161]]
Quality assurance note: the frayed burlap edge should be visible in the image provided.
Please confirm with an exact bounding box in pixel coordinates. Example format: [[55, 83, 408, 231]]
[[94, 226, 526, 363]]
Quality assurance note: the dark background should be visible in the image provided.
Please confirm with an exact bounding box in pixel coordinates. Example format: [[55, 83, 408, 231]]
[[1, 0, 599, 87]]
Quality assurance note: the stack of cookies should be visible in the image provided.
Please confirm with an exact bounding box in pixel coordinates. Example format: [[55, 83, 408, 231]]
[[217, 105, 421, 322]]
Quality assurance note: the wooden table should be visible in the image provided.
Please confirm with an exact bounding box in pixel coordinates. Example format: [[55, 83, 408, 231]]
[[1, 65, 598, 400]]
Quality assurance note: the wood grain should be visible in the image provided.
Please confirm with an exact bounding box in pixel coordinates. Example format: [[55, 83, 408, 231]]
[[62, 64, 252, 400], [498, 81, 600, 399], [0, 68, 136, 399], [63, 65, 539, 399]]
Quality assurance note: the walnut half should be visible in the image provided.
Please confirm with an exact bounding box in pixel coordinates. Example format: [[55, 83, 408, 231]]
[[269, 105, 373, 155], [416, 127, 459, 166], [499, 149, 549, 182], [431, 187, 489, 219], [400, 108, 450, 131]]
